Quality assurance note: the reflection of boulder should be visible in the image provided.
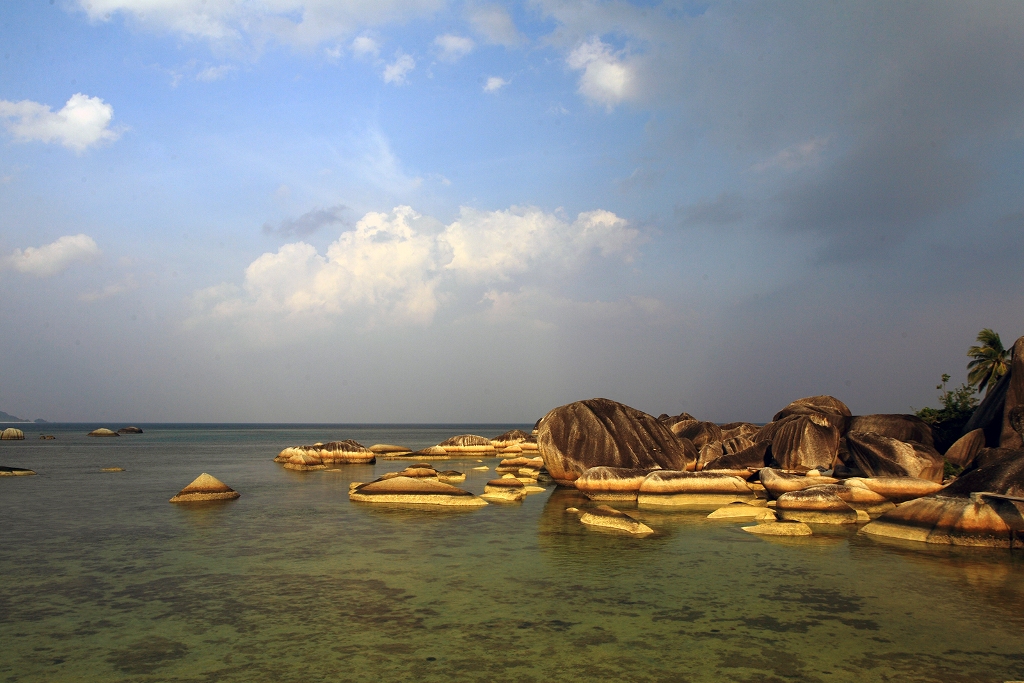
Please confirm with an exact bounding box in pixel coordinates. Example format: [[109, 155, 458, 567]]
[[537, 398, 694, 485], [579, 505, 654, 535], [756, 414, 840, 471], [117, 426, 144, 434], [845, 431, 943, 482], [847, 415, 934, 448], [843, 476, 944, 503], [703, 442, 769, 472], [775, 489, 859, 524], [944, 429, 986, 468], [439, 434, 496, 453], [861, 448, 1024, 547], [759, 467, 838, 498], [773, 395, 851, 432], [350, 477, 487, 506], [87, 428, 119, 437], [169, 473, 240, 503], [637, 471, 754, 507], [673, 421, 722, 449], [574, 467, 651, 501]]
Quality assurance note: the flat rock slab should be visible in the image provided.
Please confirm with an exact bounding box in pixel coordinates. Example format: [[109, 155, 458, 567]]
[[707, 503, 775, 520], [349, 476, 487, 507], [579, 505, 654, 535], [742, 521, 813, 536], [0, 466, 36, 476]]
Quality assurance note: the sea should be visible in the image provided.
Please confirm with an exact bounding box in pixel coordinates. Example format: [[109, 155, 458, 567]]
[[2, 423, 1023, 683]]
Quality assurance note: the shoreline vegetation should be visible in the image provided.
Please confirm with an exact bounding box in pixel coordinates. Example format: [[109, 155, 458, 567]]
[[5, 333, 1023, 549]]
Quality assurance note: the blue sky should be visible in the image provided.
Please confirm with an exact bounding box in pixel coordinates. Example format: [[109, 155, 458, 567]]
[[1, 0, 1022, 422]]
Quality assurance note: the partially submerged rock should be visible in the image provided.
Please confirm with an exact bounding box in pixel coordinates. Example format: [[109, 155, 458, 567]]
[[438, 434, 496, 453], [759, 467, 839, 498], [537, 398, 695, 485], [38, 434, 55, 440], [169, 473, 240, 503], [482, 478, 527, 502], [87, 428, 119, 437], [277, 441, 376, 465], [775, 489, 859, 524], [101, 467, 125, 472], [843, 476, 944, 503], [437, 470, 466, 484], [707, 502, 774, 520], [491, 429, 532, 448], [283, 451, 328, 471], [574, 466, 651, 501], [742, 520, 813, 536], [637, 470, 754, 507], [0, 465, 36, 476], [407, 445, 449, 458], [579, 505, 653, 535], [369, 444, 413, 456], [117, 426, 144, 434], [350, 476, 487, 507]]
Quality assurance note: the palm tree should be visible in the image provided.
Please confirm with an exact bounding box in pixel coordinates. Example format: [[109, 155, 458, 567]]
[[967, 329, 1010, 394]]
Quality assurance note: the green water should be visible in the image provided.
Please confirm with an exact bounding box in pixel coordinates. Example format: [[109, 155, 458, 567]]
[[2, 425, 1023, 682]]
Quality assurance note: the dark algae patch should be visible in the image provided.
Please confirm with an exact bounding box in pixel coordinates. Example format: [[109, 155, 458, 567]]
[[1, 425, 1024, 682]]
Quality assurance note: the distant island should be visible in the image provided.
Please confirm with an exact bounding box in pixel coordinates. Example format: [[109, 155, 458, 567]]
[[0, 410, 47, 423]]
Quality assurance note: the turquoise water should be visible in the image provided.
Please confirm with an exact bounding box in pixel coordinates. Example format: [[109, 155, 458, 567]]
[[2, 424, 1024, 682]]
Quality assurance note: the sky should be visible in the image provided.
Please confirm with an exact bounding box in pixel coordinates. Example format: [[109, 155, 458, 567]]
[[0, 0, 1022, 423]]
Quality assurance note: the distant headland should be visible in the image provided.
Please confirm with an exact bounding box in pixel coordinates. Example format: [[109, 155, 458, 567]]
[[0, 411, 47, 424]]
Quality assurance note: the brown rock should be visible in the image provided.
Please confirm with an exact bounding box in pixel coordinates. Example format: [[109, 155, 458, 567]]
[[369, 444, 413, 455], [801, 483, 895, 515], [673, 421, 723, 449], [169, 473, 240, 503], [720, 422, 761, 440], [637, 470, 754, 507], [759, 467, 839, 498], [944, 429, 986, 468], [283, 451, 327, 471], [843, 476, 945, 503], [845, 431, 943, 482], [773, 395, 851, 433], [722, 436, 754, 455], [847, 414, 934, 449], [704, 441, 770, 472], [439, 434, 496, 453], [277, 440, 375, 465], [437, 470, 465, 484], [117, 426, 144, 434], [574, 466, 651, 501], [756, 414, 840, 471], [491, 429, 532, 447], [1000, 336, 1024, 449], [0, 465, 36, 476], [579, 505, 653, 535], [775, 488, 859, 524], [537, 398, 695, 485]]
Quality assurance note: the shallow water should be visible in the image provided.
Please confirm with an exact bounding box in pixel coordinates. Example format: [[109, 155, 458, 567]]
[[2, 424, 1024, 683]]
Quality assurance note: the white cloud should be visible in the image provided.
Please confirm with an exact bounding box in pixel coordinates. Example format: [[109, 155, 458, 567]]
[[5, 234, 102, 277], [434, 34, 474, 62], [383, 52, 415, 84], [567, 37, 634, 109], [0, 94, 121, 152], [351, 34, 380, 59], [468, 5, 524, 46], [483, 76, 508, 93], [196, 204, 637, 326], [196, 64, 235, 82], [76, 0, 445, 47], [751, 137, 830, 172]]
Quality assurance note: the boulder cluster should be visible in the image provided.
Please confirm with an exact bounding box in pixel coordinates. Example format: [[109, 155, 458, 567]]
[[274, 440, 377, 469]]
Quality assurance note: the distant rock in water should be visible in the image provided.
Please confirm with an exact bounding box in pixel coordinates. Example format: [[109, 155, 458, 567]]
[[369, 444, 412, 456], [0, 465, 36, 476], [407, 445, 449, 458], [437, 470, 466, 484], [438, 434, 496, 453], [491, 429, 531, 448], [169, 473, 240, 503], [117, 426, 144, 434], [276, 440, 375, 465], [349, 476, 487, 507], [1, 428, 25, 440], [38, 434, 55, 440], [537, 398, 694, 485], [87, 428, 119, 437]]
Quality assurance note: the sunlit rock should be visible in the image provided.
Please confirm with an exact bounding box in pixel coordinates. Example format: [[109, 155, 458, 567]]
[[350, 476, 487, 507], [843, 476, 944, 503], [481, 478, 527, 502], [574, 466, 651, 501], [742, 520, 813, 536], [848, 414, 934, 448], [579, 505, 654, 535], [637, 470, 754, 507], [437, 470, 466, 484], [277, 440, 375, 465], [775, 488, 859, 524], [944, 429, 986, 469], [369, 444, 413, 457], [772, 395, 851, 433], [87, 428, 118, 437], [169, 473, 240, 503], [759, 467, 839, 498]]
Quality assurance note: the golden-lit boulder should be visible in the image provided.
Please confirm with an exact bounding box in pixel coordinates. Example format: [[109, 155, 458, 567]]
[[759, 467, 839, 498], [742, 520, 813, 536], [350, 476, 487, 507], [579, 505, 654, 535], [87, 428, 118, 437], [775, 488, 859, 524], [574, 466, 651, 501], [169, 473, 240, 503], [438, 434, 496, 453], [843, 476, 944, 503], [637, 470, 754, 507]]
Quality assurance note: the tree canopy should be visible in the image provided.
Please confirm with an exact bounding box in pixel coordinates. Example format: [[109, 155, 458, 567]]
[[966, 328, 1010, 394]]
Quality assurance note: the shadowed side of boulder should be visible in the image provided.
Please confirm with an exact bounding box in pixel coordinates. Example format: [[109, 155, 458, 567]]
[[350, 476, 487, 507], [845, 431, 943, 482], [169, 473, 240, 503], [756, 414, 840, 471], [538, 398, 694, 485], [703, 442, 770, 472], [674, 421, 722, 449], [944, 429, 986, 468], [999, 336, 1024, 449], [847, 414, 934, 448]]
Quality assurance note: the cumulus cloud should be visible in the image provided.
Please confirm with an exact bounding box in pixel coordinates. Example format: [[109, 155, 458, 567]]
[[383, 52, 415, 84], [468, 5, 524, 46], [566, 37, 634, 108], [483, 76, 508, 93], [5, 234, 101, 277], [351, 33, 380, 58], [434, 34, 474, 62], [196, 204, 637, 326], [0, 94, 120, 152], [76, 0, 445, 47], [262, 205, 348, 238]]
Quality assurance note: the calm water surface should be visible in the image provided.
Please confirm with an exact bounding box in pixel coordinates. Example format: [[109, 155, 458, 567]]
[[2, 424, 1023, 682]]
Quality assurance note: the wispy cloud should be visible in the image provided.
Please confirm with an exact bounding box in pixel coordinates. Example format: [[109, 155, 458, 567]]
[[567, 37, 634, 109], [468, 5, 525, 46], [434, 34, 474, 62], [383, 51, 415, 84]]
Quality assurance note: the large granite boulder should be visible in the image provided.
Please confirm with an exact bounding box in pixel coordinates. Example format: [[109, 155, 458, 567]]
[[775, 489, 860, 524], [169, 473, 240, 503], [574, 467, 651, 501], [844, 431, 943, 482], [847, 414, 934, 449], [637, 470, 754, 507], [537, 398, 695, 485], [999, 336, 1024, 449], [861, 448, 1024, 547], [720, 422, 761, 440], [277, 440, 375, 465], [944, 429, 986, 468], [703, 441, 770, 472], [1, 428, 25, 440], [439, 434, 496, 453], [773, 395, 851, 433], [759, 467, 839, 498], [350, 476, 487, 506], [755, 414, 840, 471], [673, 421, 722, 449]]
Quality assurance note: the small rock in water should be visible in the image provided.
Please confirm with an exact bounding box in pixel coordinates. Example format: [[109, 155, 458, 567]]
[[741, 521, 812, 536], [472, 466, 489, 471], [87, 428, 119, 437], [566, 507, 580, 514], [169, 473, 240, 503], [101, 467, 125, 472], [579, 505, 654, 535]]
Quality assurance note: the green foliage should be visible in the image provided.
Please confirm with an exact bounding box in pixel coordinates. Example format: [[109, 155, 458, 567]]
[[914, 374, 979, 454], [966, 328, 1010, 394], [943, 461, 964, 479]]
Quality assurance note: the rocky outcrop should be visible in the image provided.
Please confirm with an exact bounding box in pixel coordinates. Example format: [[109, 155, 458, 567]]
[[742, 520, 813, 536], [350, 476, 488, 506], [579, 505, 654, 535], [673, 421, 722, 449], [283, 451, 328, 471], [847, 414, 934, 448], [87, 428, 119, 437], [574, 467, 651, 501], [439, 434, 496, 453], [860, 448, 1024, 547], [775, 489, 860, 524], [1000, 336, 1024, 449], [408, 445, 449, 458], [843, 476, 944, 503], [277, 441, 375, 465], [491, 429, 532, 447], [944, 429, 986, 468], [844, 431, 943, 482], [756, 414, 840, 471], [482, 478, 527, 502], [759, 467, 838, 498], [772, 395, 851, 432], [537, 398, 695, 485], [637, 470, 754, 506], [720, 422, 761, 440], [169, 473, 240, 503], [369, 444, 413, 456], [1, 428, 25, 440], [703, 442, 770, 472], [117, 426, 144, 434]]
